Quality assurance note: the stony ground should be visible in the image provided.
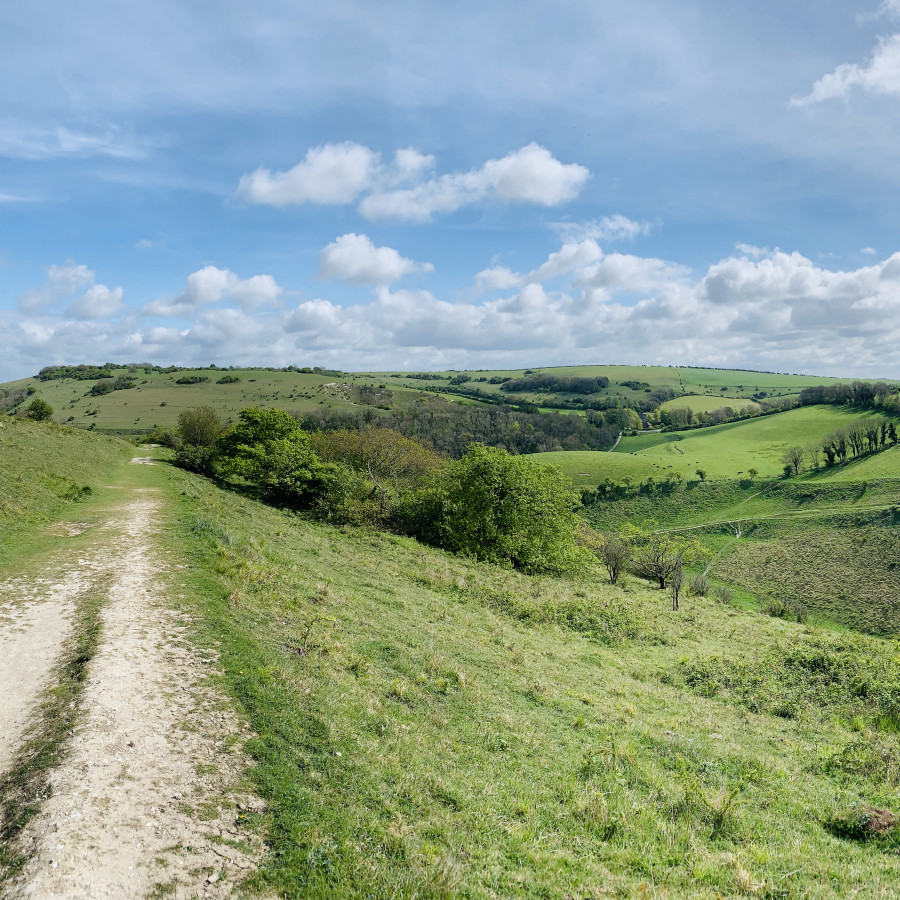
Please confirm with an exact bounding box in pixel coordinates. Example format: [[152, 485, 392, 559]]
[[0, 458, 267, 900]]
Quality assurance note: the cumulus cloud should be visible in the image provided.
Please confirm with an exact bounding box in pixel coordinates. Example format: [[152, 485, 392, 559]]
[[65, 284, 126, 320], [17, 263, 98, 313], [792, 33, 900, 106], [359, 143, 589, 222], [861, 246, 878, 255], [237, 142, 379, 206], [318, 233, 433, 284], [239, 143, 589, 222], [144, 266, 283, 317], [474, 239, 682, 296], [7, 243, 900, 383]]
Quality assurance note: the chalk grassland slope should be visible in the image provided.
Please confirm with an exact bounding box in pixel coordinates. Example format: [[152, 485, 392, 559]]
[[373, 364, 859, 407], [5, 364, 880, 435], [3, 369, 435, 434], [0, 417, 131, 551], [164, 460, 900, 898], [538, 405, 897, 486], [582, 469, 900, 634]]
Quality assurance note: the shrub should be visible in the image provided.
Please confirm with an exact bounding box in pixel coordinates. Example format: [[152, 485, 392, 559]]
[[688, 574, 709, 597], [712, 586, 734, 605], [174, 444, 218, 476], [25, 398, 54, 421], [177, 405, 222, 448], [399, 443, 586, 575]]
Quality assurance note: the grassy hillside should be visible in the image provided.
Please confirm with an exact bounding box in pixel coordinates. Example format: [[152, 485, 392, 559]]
[[540, 406, 897, 485], [583, 471, 900, 634], [0, 417, 131, 550], [4, 363, 887, 435], [157, 458, 900, 898]]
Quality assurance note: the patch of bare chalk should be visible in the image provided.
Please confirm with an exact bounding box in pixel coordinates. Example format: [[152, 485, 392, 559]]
[[0, 576, 87, 773]]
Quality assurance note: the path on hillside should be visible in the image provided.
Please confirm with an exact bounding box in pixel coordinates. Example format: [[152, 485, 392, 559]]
[[608, 431, 622, 452], [0, 459, 266, 900]]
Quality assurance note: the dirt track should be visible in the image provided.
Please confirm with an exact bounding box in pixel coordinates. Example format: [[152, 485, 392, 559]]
[[0, 462, 266, 899]]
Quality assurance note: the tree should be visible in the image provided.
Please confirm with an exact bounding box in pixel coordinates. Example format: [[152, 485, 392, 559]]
[[695, 468, 707, 482], [783, 446, 804, 476], [619, 522, 707, 590], [747, 467, 759, 481], [806, 445, 821, 472], [25, 398, 53, 421], [890, 421, 899, 446], [580, 528, 630, 585], [670, 563, 684, 611], [406, 443, 584, 575], [217, 407, 304, 477], [178, 405, 222, 447]]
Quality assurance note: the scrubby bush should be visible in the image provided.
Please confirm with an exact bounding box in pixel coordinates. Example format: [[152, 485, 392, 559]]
[[25, 398, 54, 421], [688, 574, 709, 597], [398, 443, 586, 575]]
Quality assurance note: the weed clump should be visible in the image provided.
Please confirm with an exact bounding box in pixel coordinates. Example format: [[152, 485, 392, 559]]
[[825, 806, 899, 842]]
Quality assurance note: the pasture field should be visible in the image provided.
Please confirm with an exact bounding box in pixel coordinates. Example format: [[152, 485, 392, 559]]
[[657, 393, 757, 414], [2, 368, 429, 434], [594, 406, 890, 480]]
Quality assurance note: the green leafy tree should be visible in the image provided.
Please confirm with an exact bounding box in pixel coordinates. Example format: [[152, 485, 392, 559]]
[[217, 407, 345, 510], [406, 443, 584, 575], [695, 468, 707, 482], [178, 405, 223, 447], [25, 398, 54, 421]]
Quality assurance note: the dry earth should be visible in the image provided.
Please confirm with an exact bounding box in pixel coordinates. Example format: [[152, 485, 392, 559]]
[[0, 459, 267, 900]]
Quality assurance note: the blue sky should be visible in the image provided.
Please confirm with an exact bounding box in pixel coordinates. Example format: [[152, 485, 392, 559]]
[[3, 0, 900, 381]]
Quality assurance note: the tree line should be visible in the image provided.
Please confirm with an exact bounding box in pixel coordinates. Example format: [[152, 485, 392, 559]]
[[296, 400, 620, 457], [782, 416, 898, 476]]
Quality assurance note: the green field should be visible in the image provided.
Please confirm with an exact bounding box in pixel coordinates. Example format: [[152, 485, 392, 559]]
[[658, 394, 758, 414], [4, 363, 886, 435], [539, 406, 896, 485]]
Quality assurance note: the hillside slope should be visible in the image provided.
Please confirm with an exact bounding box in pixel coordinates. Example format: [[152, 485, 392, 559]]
[[160, 459, 900, 898]]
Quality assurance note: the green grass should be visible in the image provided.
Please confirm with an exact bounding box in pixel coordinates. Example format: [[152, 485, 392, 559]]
[[540, 406, 898, 485], [0, 417, 132, 557], [150, 460, 900, 898], [658, 394, 757, 414], [9, 364, 889, 435]]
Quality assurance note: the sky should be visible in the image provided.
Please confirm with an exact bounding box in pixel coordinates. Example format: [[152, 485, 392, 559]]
[[2, 0, 900, 381]]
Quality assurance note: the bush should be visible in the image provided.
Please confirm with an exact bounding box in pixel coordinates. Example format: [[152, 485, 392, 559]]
[[712, 586, 734, 605], [178, 405, 222, 448], [174, 444, 218, 476], [398, 443, 586, 575], [688, 574, 709, 597], [25, 398, 54, 421]]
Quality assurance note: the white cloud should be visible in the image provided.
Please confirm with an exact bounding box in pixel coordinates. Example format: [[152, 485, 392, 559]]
[[318, 233, 433, 285], [861, 246, 878, 255], [553, 215, 654, 244], [475, 266, 523, 291], [7, 243, 900, 384], [65, 284, 126, 320], [239, 142, 589, 222], [17, 263, 96, 313], [792, 33, 900, 106], [144, 266, 283, 317], [359, 143, 590, 222], [237, 142, 379, 206]]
